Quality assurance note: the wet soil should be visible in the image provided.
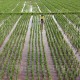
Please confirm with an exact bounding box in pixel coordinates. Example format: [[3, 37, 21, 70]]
[[0, 16, 21, 53], [18, 16, 33, 80], [76, 75, 80, 80], [42, 25, 58, 80], [52, 15, 80, 62]]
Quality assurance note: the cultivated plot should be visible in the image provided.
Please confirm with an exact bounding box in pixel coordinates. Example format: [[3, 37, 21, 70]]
[[1, 0, 80, 13], [0, 14, 80, 80]]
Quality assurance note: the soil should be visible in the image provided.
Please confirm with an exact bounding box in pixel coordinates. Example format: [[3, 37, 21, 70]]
[[42, 25, 58, 80], [18, 16, 33, 80], [52, 15, 80, 62], [0, 16, 21, 53]]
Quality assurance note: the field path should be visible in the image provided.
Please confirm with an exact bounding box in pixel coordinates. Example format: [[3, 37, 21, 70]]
[[52, 15, 80, 61], [0, 16, 21, 53], [42, 25, 58, 80], [18, 16, 33, 80]]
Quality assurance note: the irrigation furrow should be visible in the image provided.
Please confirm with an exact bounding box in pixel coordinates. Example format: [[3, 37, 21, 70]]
[[42, 25, 58, 80], [18, 16, 33, 80], [0, 16, 22, 53], [52, 15, 80, 61]]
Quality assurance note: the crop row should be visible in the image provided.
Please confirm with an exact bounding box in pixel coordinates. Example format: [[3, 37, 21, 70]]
[[54, 14, 80, 51], [26, 15, 51, 80], [0, 14, 20, 46], [35, 0, 49, 13], [39, 0, 80, 12], [0, 14, 30, 80], [0, 14, 9, 22], [45, 15, 80, 80], [0, 0, 25, 13], [64, 14, 80, 29], [31, 1, 40, 13], [1, 0, 80, 13]]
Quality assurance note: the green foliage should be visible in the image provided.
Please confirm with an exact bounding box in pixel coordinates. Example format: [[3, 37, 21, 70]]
[[45, 15, 80, 80]]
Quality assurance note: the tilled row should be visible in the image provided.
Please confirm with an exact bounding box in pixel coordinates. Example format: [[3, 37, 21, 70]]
[[0, 15, 30, 80], [26, 16, 51, 80]]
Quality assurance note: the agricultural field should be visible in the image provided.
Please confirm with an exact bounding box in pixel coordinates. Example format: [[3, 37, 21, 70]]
[[0, 0, 80, 13], [0, 0, 80, 80], [0, 13, 80, 80]]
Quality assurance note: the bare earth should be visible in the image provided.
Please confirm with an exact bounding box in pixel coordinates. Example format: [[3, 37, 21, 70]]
[[0, 16, 21, 53], [18, 16, 33, 80], [42, 25, 58, 80]]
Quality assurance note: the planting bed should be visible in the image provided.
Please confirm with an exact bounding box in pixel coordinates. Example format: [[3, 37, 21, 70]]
[[0, 0, 80, 80], [0, 14, 80, 80]]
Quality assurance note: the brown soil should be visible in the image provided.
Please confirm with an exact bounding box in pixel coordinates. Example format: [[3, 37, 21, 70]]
[[2, 76, 8, 80], [76, 75, 80, 80], [0, 16, 21, 53], [18, 16, 33, 80], [42, 25, 58, 80], [52, 15, 80, 62]]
